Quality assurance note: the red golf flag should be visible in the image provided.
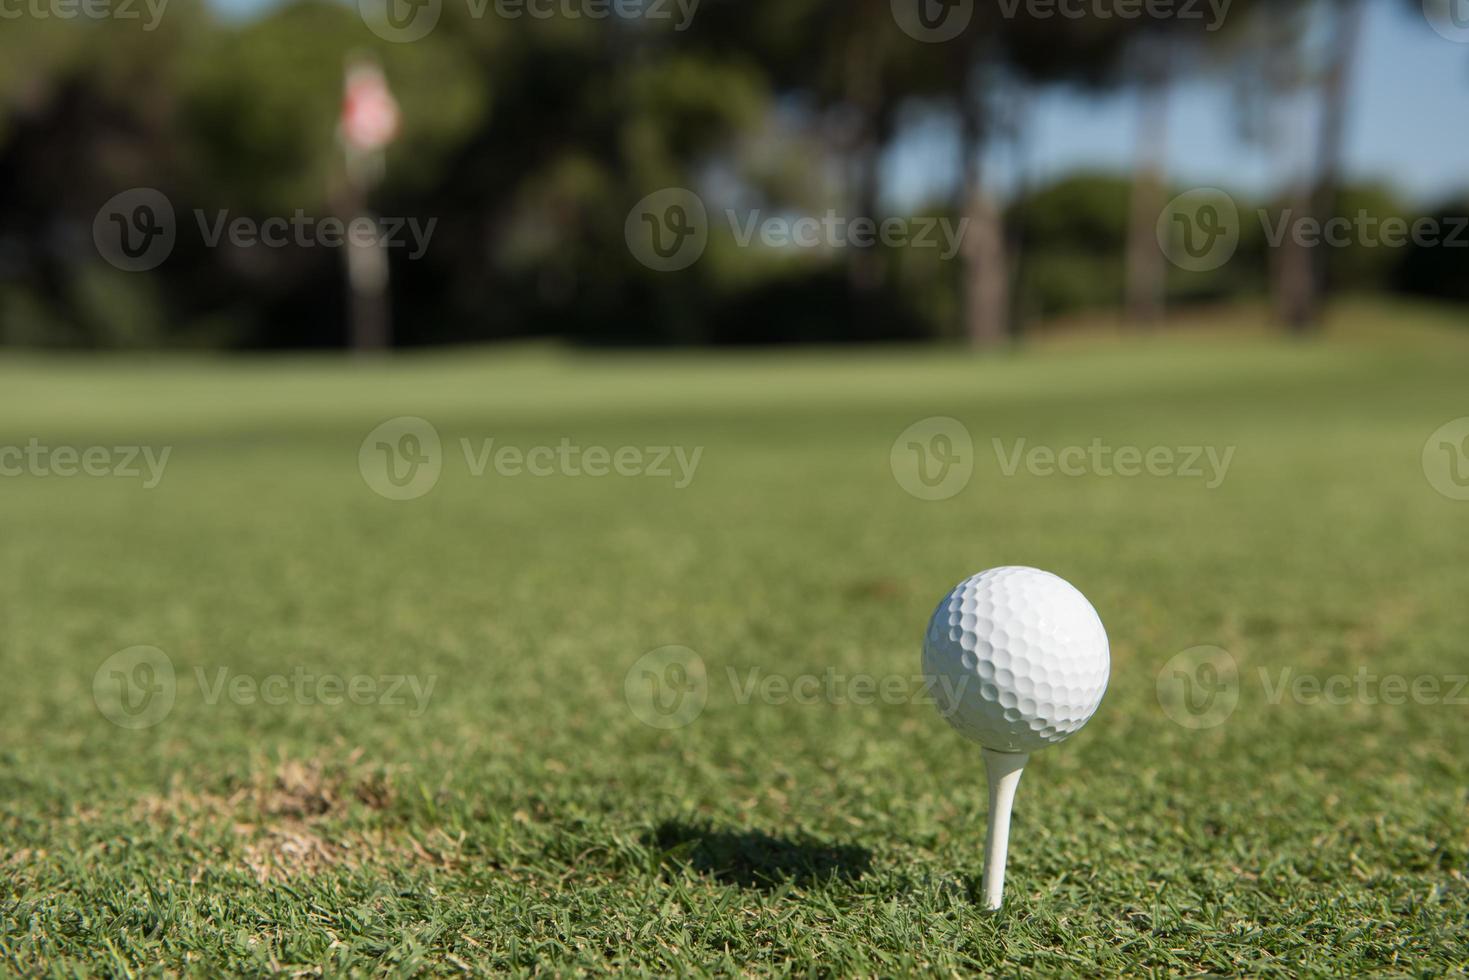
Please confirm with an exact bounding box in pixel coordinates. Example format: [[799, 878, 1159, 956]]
[[341, 59, 400, 154]]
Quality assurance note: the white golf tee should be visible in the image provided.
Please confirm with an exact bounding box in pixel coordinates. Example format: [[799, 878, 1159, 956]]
[[981, 748, 1029, 910]]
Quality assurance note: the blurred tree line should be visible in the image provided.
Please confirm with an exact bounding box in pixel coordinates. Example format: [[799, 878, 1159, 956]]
[[0, 0, 1461, 349]]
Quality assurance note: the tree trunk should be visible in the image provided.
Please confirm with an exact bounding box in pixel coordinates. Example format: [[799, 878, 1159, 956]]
[[1272, 184, 1315, 330], [963, 189, 1009, 348], [1273, 0, 1364, 334], [958, 60, 1007, 348], [844, 0, 887, 322], [1302, 0, 1365, 332], [1126, 39, 1170, 328], [1262, 9, 1312, 334], [848, 119, 890, 298], [1004, 86, 1032, 341]]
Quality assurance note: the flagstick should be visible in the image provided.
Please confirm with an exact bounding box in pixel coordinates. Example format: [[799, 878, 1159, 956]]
[[342, 143, 390, 353], [339, 55, 395, 353], [981, 748, 1029, 910]]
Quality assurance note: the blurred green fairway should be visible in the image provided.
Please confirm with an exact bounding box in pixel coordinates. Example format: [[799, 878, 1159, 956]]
[[2, 302, 1467, 974]]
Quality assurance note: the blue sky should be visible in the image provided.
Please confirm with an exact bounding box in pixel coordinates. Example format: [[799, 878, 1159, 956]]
[[888, 1, 1469, 207]]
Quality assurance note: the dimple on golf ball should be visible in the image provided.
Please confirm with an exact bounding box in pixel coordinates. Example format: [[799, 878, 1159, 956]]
[[923, 566, 1109, 753]]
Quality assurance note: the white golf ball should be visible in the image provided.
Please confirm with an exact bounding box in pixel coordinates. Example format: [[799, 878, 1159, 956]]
[[923, 566, 1109, 753]]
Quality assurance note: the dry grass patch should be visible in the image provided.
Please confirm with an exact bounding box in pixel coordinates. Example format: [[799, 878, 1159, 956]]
[[127, 753, 461, 883]]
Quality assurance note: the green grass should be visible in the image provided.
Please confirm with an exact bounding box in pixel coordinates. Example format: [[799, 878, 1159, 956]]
[[2, 299, 1467, 975]]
